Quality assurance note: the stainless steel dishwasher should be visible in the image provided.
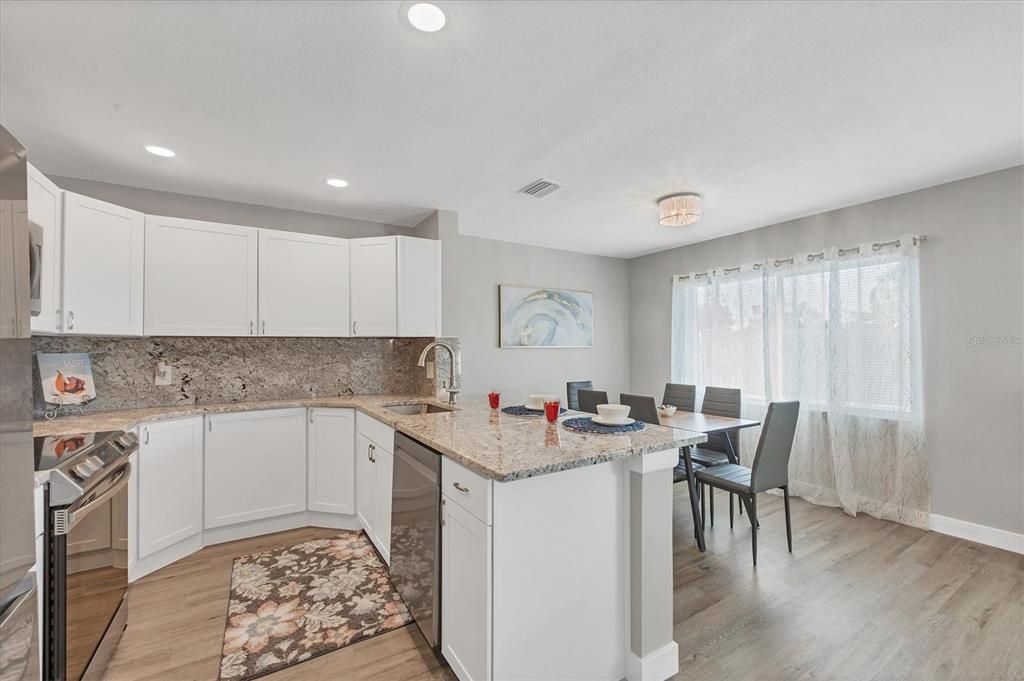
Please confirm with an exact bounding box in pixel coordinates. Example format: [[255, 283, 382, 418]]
[[390, 433, 441, 648]]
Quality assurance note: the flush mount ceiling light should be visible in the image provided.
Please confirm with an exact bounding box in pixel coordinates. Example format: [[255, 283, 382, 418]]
[[408, 3, 446, 32], [144, 145, 175, 158], [325, 178, 349, 188], [658, 193, 703, 226]]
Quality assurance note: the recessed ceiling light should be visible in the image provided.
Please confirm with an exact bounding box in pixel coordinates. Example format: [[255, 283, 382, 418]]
[[326, 178, 349, 188], [145, 145, 175, 158], [408, 3, 446, 32]]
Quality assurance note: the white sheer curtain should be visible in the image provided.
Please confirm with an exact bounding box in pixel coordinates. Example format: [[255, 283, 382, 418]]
[[671, 236, 929, 528]]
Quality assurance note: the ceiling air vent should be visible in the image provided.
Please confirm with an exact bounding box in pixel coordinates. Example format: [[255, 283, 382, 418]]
[[517, 178, 562, 198]]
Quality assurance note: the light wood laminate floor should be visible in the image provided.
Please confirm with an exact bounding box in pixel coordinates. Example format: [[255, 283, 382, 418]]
[[105, 489, 1023, 681]]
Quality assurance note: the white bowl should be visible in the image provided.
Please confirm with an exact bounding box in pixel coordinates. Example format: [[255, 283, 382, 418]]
[[527, 394, 557, 410], [596, 403, 631, 424], [658, 405, 677, 416]]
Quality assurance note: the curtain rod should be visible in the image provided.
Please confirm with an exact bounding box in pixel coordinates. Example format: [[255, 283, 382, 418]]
[[675, 235, 927, 281]]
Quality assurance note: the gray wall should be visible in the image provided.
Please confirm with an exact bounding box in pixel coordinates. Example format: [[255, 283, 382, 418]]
[[433, 212, 630, 403], [628, 167, 1024, 534], [51, 175, 410, 238]]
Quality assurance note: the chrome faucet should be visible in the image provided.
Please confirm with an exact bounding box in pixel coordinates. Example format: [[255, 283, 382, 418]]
[[417, 341, 460, 405]]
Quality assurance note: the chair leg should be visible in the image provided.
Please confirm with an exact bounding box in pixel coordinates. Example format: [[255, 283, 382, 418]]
[[709, 486, 714, 527], [700, 483, 706, 530], [750, 494, 758, 566], [738, 492, 743, 515], [729, 493, 734, 528], [783, 485, 793, 552]]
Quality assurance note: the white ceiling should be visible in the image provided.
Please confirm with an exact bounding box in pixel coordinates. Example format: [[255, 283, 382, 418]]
[[2, 1, 1021, 258]]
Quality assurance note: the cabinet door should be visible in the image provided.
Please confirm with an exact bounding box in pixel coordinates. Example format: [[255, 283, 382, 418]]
[[441, 496, 492, 681], [127, 452, 138, 581], [27, 164, 63, 334], [350, 236, 397, 336], [205, 409, 306, 528], [307, 408, 355, 514], [144, 216, 258, 336], [258, 230, 350, 336], [62, 192, 144, 335], [137, 417, 203, 558], [355, 433, 376, 537], [397, 237, 441, 337], [373, 446, 394, 564]]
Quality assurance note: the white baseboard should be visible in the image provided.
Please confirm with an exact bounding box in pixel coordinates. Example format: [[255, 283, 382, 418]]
[[625, 641, 679, 681], [929, 514, 1024, 555]]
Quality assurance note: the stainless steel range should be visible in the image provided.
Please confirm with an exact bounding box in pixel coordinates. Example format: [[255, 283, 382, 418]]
[[37, 430, 137, 681]]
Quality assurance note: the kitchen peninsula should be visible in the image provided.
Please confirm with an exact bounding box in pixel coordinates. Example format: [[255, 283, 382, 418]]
[[35, 396, 704, 681]]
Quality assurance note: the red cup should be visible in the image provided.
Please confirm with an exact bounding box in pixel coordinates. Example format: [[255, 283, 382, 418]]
[[488, 391, 500, 409], [544, 399, 561, 423]]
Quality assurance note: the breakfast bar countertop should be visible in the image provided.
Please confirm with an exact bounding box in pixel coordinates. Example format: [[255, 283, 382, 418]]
[[33, 395, 706, 482]]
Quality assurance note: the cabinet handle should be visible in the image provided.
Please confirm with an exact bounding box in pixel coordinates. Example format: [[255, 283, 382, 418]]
[[250, 320, 254, 335], [309, 411, 314, 423], [440, 497, 446, 526], [352, 320, 357, 335], [67, 310, 75, 330], [143, 427, 150, 445], [262, 320, 266, 334], [369, 442, 376, 463], [208, 418, 213, 432], [452, 482, 470, 494]]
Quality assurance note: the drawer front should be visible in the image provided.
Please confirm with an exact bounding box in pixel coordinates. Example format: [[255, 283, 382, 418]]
[[442, 457, 492, 525], [356, 412, 395, 453]]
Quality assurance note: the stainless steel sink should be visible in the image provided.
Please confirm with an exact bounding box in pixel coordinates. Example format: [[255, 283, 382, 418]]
[[384, 403, 453, 416]]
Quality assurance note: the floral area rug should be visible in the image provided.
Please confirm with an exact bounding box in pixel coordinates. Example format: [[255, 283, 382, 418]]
[[218, 531, 412, 680]]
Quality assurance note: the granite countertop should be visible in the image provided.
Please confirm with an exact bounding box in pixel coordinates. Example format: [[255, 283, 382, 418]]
[[34, 395, 707, 482]]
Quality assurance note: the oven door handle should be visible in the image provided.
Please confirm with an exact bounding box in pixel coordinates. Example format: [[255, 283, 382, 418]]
[[59, 463, 131, 534]]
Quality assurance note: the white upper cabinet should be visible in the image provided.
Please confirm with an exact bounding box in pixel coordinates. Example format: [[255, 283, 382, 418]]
[[27, 164, 63, 334], [258, 230, 350, 336], [397, 236, 442, 336], [350, 236, 398, 336], [62, 192, 144, 335], [351, 236, 441, 337], [144, 216, 258, 336]]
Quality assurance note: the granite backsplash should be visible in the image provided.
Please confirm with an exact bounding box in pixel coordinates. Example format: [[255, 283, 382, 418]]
[[32, 335, 460, 417]]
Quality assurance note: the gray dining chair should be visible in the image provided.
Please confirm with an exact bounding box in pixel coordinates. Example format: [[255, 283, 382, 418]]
[[694, 401, 800, 565], [662, 383, 696, 412], [691, 386, 743, 524], [691, 386, 742, 467], [566, 380, 594, 411], [618, 393, 660, 425], [577, 389, 608, 414]]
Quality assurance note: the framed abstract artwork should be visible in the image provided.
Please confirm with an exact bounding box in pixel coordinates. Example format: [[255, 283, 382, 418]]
[[499, 285, 594, 348]]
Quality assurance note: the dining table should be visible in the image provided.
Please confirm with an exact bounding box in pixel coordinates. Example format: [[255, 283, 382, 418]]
[[659, 410, 762, 552]]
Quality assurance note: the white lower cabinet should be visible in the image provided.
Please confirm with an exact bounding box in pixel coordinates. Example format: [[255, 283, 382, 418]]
[[307, 408, 355, 514], [204, 409, 307, 529], [355, 413, 395, 563], [373, 447, 393, 563], [355, 434, 394, 563], [441, 494, 492, 681], [355, 433, 376, 538], [137, 417, 204, 558]]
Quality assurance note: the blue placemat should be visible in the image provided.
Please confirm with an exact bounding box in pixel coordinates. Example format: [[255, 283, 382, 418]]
[[561, 416, 646, 434], [501, 404, 568, 417]]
